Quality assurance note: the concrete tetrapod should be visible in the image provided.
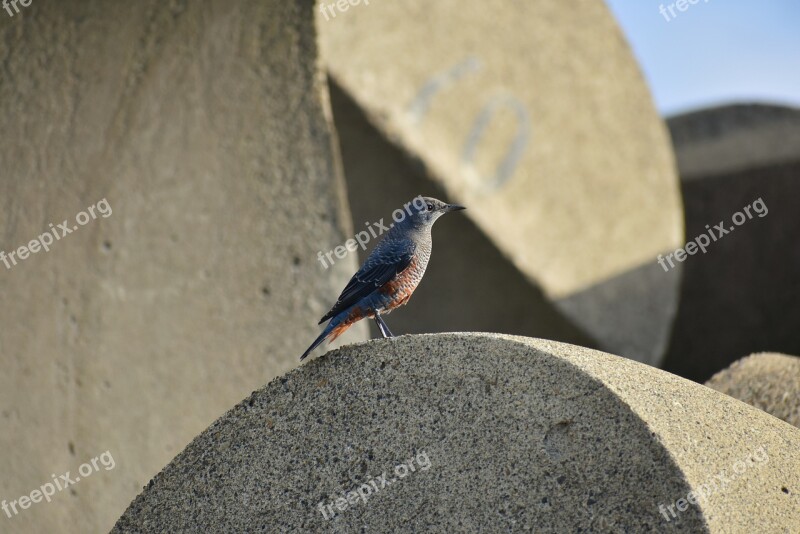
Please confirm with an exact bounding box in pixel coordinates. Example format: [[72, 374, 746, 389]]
[[0, 1, 363, 532], [669, 104, 800, 179], [707, 353, 800, 429], [112, 334, 800, 533], [663, 105, 800, 381], [319, 0, 684, 366]]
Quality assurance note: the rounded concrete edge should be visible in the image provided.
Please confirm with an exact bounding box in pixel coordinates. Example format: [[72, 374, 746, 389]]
[[112, 334, 800, 532]]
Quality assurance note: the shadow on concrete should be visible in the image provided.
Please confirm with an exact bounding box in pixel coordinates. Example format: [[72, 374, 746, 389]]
[[330, 81, 597, 349], [663, 159, 800, 381]]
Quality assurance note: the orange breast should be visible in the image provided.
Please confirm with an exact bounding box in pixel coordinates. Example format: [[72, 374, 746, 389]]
[[378, 257, 422, 310]]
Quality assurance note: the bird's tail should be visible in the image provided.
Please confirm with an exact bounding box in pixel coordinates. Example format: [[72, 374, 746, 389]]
[[299, 316, 354, 361], [299, 329, 329, 361]]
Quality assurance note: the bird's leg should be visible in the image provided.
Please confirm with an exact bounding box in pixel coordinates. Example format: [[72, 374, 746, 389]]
[[374, 313, 394, 338]]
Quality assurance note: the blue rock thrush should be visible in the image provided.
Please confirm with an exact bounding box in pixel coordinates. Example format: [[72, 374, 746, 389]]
[[300, 197, 465, 360]]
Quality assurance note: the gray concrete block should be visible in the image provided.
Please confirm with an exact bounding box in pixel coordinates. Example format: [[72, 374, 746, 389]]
[[0, 1, 364, 532], [669, 104, 800, 179], [319, 0, 684, 366], [706, 353, 800, 429], [663, 105, 800, 381], [112, 334, 800, 532]]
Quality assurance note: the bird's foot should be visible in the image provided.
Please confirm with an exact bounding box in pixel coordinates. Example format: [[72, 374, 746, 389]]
[[374, 315, 395, 338]]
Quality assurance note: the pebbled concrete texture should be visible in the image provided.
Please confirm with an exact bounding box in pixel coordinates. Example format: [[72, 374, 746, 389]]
[[706, 353, 800, 429], [112, 334, 800, 533], [318, 0, 684, 366], [0, 1, 364, 532]]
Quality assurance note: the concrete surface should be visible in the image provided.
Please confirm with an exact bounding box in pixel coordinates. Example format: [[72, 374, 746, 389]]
[[706, 353, 800, 429], [319, 0, 684, 365], [669, 104, 800, 179], [112, 334, 800, 532], [0, 1, 365, 532], [663, 105, 800, 381]]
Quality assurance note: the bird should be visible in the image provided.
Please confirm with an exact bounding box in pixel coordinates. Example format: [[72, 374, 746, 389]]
[[300, 196, 465, 360]]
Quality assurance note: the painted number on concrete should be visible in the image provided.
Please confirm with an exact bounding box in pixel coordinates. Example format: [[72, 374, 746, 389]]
[[407, 57, 531, 192]]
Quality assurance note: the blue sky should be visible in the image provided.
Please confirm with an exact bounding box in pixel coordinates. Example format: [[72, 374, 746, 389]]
[[604, 0, 800, 116]]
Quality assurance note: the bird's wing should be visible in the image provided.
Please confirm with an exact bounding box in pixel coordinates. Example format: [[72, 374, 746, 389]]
[[319, 244, 414, 324]]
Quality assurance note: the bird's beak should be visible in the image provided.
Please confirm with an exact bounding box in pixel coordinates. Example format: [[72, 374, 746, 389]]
[[444, 204, 466, 212]]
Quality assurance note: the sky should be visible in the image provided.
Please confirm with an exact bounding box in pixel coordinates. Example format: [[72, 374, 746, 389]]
[[604, 0, 800, 116]]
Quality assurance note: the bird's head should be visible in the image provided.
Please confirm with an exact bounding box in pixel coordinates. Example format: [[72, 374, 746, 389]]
[[401, 196, 466, 228]]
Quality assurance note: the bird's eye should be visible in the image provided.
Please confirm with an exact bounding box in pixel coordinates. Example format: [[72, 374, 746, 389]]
[[426, 203, 434, 211]]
